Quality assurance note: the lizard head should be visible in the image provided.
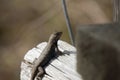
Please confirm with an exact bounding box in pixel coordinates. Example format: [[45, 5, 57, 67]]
[[48, 32, 62, 44]]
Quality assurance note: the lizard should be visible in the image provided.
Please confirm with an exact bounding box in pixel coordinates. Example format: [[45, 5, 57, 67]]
[[30, 31, 62, 80]]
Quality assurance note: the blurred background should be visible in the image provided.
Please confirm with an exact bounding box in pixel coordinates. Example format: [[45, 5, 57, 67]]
[[0, 0, 112, 80]]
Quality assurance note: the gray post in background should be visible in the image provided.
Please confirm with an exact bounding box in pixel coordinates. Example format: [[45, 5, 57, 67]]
[[76, 0, 120, 80], [113, 0, 120, 22]]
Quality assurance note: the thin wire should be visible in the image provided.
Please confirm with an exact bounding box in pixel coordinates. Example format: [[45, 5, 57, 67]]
[[61, 0, 75, 46]]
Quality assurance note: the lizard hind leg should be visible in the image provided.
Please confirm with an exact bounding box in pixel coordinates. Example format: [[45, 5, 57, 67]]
[[37, 67, 53, 80], [36, 67, 45, 80], [36, 77, 42, 80]]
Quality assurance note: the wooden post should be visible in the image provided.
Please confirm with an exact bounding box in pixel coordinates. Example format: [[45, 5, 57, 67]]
[[20, 40, 81, 80]]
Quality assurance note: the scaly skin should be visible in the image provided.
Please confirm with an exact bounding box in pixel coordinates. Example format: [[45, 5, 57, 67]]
[[31, 32, 62, 80]]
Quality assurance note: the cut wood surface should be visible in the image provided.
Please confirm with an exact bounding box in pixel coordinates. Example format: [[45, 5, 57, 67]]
[[20, 40, 82, 80]]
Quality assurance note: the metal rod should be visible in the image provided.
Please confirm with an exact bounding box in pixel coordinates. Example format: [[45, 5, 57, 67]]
[[61, 0, 75, 46], [113, 0, 120, 22]]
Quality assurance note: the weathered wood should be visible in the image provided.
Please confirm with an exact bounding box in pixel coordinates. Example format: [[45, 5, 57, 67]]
[[20, 40, 81, 80]]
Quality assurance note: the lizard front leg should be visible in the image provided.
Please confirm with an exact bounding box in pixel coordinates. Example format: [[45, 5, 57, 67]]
[[55, 44, 69, 56], [54, 43, 63, 56]]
